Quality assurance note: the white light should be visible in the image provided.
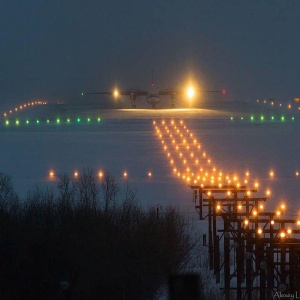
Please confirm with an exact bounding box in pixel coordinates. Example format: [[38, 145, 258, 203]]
[[187, 86, 195, 99]]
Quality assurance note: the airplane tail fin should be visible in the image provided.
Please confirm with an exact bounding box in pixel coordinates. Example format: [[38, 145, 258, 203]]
[[151, 69, 154, 87]]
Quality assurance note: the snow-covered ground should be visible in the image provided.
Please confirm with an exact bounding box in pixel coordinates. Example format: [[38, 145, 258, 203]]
[[1, 100, 300, 218]]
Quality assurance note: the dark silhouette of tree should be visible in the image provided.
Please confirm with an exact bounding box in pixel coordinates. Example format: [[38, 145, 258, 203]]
[[0, 170, 198, 300]]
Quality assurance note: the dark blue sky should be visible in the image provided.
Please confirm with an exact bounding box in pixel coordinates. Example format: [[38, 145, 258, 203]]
[[1, 0, 300, 105]]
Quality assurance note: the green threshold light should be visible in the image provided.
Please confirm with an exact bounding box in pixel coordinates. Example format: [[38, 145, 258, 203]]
[[271, 116, 275, 121], [250, 116, 254, 121], [26, 120, 29, 124], [281, 116, 285, 121], [77, 118, 81, 123], [36, 119, 40, 124], [260, 116, 264, 121], [97, 118, 101, 122]]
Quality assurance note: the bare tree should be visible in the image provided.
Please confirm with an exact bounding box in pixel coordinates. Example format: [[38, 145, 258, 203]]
[[75, 169, 100, 211], [100, 171, 119, 213], [0, 172, 19, 215]]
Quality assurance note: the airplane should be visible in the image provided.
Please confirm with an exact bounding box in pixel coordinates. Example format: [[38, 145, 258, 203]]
[[81, 73, 226, 109]]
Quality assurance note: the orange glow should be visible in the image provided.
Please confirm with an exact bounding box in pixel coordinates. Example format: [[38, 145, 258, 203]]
[[98, 171, 103, 178], [123, 172, 128, 178], [49, 170, 55, 178], [148, 172, 152, 177]]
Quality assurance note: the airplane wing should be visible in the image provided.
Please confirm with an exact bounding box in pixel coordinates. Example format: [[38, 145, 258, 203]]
[[159, 89, 226, 95], [82, 90, 149, 96], [81, 89, 149, 108], [81, 92, 111, 96], [159, 89, 181, 96]]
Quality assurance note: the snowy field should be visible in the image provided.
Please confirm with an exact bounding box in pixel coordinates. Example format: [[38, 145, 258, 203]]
[[1, 100, 300, 218]]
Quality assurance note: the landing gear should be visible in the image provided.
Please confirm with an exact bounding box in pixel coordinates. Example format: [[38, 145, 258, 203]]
[[170, 97, 176, 108], [130, 96, 137, 108]]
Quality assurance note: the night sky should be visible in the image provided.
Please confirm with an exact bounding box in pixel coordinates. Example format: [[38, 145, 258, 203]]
[[1, 0, 300, 105]]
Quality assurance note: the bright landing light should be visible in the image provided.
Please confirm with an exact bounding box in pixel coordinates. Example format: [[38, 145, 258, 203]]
[[186, 86, 195, 99], [113, 89, 119, 98]]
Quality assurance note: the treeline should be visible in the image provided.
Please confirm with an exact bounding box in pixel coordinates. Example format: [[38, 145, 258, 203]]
[[0, 171, 198, 300]]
